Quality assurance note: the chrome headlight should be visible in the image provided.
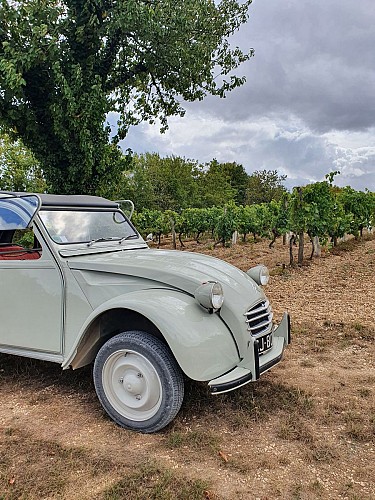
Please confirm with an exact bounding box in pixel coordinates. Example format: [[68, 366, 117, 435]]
[[194, 282, 224, 311], [247, 265, 270, 286]]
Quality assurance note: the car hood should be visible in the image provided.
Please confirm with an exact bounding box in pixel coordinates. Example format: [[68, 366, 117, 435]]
[[67, 247, 265, 313]]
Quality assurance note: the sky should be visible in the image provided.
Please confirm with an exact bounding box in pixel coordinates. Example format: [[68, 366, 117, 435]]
[[120, 0, 375, 191]]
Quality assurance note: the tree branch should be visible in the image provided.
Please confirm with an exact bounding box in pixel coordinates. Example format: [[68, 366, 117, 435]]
[[105, 62, 148, 92]]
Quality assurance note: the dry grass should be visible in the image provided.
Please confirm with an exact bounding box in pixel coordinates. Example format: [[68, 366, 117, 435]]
[[101, 462, 210, 500], [1, 235, 375, 499], [0, 427, 113, 499]]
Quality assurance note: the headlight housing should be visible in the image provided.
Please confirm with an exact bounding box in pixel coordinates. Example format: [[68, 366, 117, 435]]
[[194, 282, 224, 311], [247, 264, 270, 286]]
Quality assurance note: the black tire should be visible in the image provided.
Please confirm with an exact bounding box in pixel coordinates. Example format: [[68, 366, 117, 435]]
[[93, 330, 184, 433]]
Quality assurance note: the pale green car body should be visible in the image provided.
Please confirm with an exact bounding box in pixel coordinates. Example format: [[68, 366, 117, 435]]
[[0, 192, 290, 431]]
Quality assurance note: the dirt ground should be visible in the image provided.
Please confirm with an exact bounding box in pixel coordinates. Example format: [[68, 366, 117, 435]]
[[1, 236, 374, 499]]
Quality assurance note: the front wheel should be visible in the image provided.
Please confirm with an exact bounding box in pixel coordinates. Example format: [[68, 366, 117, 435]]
[[93, 331, 184, 433]]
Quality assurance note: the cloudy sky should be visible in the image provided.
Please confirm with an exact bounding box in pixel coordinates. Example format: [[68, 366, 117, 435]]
[[121, 0, 375, 191]]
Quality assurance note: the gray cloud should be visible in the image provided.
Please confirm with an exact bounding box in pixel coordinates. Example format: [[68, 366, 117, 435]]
[[202, 0, 375, 132], [121, 0, 375, 191]]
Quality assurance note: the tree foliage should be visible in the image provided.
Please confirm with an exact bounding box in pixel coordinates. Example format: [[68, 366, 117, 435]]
[[339, 187, 374, 239], [246, 169, 287, 204], [0, 0, 253, 194], [117, 154, 253, 211], [122, 153, 202, 211], [0, 129, 46, 192], [204, 159, 249, 205]]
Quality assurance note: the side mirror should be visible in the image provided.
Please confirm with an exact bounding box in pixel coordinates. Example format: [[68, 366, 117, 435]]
[[115, 199, 135, 219]]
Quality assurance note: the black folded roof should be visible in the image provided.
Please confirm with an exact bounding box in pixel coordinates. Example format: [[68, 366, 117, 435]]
[[0, 192, 118, 209]]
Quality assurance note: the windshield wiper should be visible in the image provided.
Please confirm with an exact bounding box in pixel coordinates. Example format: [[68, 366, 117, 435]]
[[87, 234, 138, 247], [118, 234, 138, 243], [87, 237, 121, 247]]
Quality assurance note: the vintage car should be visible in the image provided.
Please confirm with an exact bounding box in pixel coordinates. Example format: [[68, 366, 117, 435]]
[[0, 192, 290, 432]]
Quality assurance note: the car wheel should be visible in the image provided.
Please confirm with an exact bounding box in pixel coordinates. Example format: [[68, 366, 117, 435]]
[[93, 330, 184, 433]]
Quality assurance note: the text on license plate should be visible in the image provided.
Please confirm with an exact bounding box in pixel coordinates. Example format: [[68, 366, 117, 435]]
[[258, 333, 273, 354]]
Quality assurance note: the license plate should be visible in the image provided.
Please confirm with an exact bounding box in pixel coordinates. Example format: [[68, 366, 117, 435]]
[[257, 333, 273, 354]]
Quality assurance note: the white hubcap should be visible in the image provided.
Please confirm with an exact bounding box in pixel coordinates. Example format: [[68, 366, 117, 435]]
[[102, 350, 162, 421]]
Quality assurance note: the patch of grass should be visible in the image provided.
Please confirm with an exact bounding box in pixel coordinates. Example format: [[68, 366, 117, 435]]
[[223, 453, 277, 474], [305, 442, 337, 463], [165, 427, 220, 453], [178, 379, 314, 431], [300, 321, 374, 352], [323, 320, 345, 329], [223, 456, 252, 474], [290, 479, 324, 499], [349, 324, 374, 341], [0, 427, 114, 499], [344, 412, 375, 443], [300, 359, 315, 368], [276, 415, 314, 444], [358, 388, 371, 398], [329, 239, 360, 255], [269, 265, 288, 277], [339, 480, 366, 500], [309, 480, 324, 495], [290, 482, 303, 499], [102, 462, 210, 500]]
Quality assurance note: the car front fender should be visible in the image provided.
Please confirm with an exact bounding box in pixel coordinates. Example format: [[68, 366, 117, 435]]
[[63, 288, 240, 381]]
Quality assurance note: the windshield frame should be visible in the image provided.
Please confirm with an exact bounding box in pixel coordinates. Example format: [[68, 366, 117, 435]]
[[38, 207, 139, 246]]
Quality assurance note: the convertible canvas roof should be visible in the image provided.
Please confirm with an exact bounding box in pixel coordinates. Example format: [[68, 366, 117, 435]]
[[0, 191, 118, 209]]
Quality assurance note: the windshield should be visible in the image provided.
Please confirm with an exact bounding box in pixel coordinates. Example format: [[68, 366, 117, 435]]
[[39, 210, 138, 244]]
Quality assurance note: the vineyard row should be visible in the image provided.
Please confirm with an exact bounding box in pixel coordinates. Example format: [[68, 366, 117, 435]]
[[131, 182, 375, 265]]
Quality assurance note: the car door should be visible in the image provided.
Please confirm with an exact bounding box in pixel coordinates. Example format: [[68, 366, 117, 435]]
[[0, 233, 63, 354], [0, 196, 63, 354]]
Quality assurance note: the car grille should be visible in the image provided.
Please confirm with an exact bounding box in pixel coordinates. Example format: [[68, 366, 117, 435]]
[[245, 300, 273, 337]]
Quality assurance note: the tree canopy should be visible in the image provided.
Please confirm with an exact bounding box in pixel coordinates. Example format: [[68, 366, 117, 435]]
[[246, 169, 287, 204], [117, 154, 246, 211], [0, 128, 46, 192], [0, 0, 253, 194], [124, 153, 202, 211]]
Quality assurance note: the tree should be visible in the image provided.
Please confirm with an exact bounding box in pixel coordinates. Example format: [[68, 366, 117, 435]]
[[124, 153, 201, 211], [199, 159, 238, 207], [206, 160, 249, 205], [246, 169, 287, 205], [0, 0, 253, 195], [0, 129, 47, 192]]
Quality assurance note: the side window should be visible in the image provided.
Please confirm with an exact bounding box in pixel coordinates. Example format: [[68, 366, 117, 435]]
[[13, 228, 38, 249], [0, 228, 42, 260], [0, 195, 42, 260]]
